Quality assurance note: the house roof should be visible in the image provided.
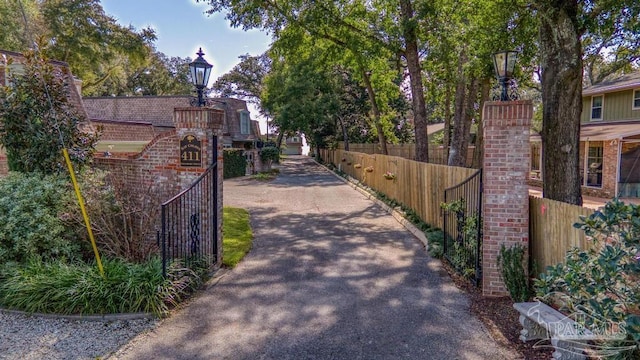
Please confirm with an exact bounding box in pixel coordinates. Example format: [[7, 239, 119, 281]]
[[427, 122, 445, 135], [84, 95, 261, 142], [531, 121, 640, 141], [581, 121, 640, 140], [1, 49, 88, 119], [583, 72, 640, 96]]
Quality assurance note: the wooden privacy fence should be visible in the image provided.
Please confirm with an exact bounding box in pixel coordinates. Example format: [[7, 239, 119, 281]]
[[337, 143, 476, 167], [319, 149, 477, 229], [529, 196, 595, 272]]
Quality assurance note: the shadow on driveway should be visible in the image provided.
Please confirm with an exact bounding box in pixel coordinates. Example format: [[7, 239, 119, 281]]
[[109, 156, 517, 360]]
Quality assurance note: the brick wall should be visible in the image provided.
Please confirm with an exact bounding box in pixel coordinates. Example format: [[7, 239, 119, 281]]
[[90, 119, 158, 142], [93, 108, 225, 265], [482, 100, 532, 297], [583, 140, 617, 198]]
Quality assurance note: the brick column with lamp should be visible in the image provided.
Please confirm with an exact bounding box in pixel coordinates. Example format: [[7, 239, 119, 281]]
[[482, 100, 532, 297]]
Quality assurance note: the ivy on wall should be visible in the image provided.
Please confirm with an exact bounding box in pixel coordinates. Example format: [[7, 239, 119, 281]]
[[223, 149, 247, 179]]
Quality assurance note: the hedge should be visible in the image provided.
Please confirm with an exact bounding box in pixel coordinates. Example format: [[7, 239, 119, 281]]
[[223, 149, 247, 179]]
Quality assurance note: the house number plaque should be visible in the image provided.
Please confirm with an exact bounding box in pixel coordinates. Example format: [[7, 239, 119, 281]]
[[180, 135, 202, 167]]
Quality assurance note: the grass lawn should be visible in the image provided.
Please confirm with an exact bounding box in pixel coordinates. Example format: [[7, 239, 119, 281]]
[[222, 207, 253, 267]]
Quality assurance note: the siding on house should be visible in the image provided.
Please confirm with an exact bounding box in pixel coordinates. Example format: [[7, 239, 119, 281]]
[[582, 90, 640, 123]]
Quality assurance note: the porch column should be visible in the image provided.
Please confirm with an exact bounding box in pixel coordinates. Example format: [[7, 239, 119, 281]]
[[482, 100, 532, 297]]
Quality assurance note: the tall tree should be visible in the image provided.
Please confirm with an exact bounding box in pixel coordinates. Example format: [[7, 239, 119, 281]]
[[199, 0, 434, 159], [122, 52, 193, 96], [212, 53, 271, 105], [536, 0, 583, 205], [533, 1, 640, 205], [0, 0, 43, 51], [41, 0, 156, 95]]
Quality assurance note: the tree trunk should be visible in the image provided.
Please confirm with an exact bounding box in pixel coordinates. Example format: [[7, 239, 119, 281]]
[[338, 116, 349, 151], [276, 132, 285, 150], [361, 68, 388, 155], [443, 84, 452, 163], [539, 0, 583, 205], [472, 79, 490, 168], [448, 52, 469, 167], [449, 76, 477, 167], [399, 0, 429, 163]]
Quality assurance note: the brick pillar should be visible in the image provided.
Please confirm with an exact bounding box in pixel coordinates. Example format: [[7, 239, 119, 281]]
[[173, 107, 224, 265], [482, 100, 532, 297]]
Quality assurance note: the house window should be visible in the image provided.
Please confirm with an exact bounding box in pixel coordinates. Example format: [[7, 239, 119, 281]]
[[240, 112, 249, 135], [590, 95, 603, 120], [3, 64, 25, 86], [585, 141, 603, 187], [634, 90, 640, 109]]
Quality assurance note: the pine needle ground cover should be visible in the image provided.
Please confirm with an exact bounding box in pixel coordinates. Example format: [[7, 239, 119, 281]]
[[222, 207, 253, 267]]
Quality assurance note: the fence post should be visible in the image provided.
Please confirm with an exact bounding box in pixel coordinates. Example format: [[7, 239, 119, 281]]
[[481, 100, 532, 297]]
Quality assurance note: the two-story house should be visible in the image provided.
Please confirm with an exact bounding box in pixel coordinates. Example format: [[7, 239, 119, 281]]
[[282, 134, 304, 155], [531, 72, 640, 198]]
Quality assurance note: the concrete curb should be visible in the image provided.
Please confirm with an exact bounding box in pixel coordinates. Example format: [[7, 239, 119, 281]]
[[315, 159, 430, 250], [0, 308, 156, 322]]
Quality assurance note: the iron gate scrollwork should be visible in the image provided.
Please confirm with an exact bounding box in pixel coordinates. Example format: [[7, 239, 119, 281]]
[[442, 169, 483, 286], [160, 136, 218, 277]]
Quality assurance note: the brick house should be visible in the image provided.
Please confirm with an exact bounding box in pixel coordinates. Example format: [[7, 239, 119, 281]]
[[530, 72, 640, 198], [83, 96, 261, 149]]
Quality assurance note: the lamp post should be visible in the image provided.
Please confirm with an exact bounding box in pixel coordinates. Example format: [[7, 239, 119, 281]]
[[492, 50, 518, 101], [188, 48, 213, 107]]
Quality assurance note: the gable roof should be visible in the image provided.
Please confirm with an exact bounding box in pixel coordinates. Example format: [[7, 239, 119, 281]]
[[0, 49, 88, 119], [583, 72, 640, 96]]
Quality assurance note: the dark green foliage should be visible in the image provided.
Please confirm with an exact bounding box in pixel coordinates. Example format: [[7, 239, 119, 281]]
[[260, 146, 280, 172], [534, 200, 640, 355], [0, 257, 206, 316], [440, 200, 481, 278], [0, 173, 83, 263], [498, 244, 530, 302], [223, 149, 247, 179], [0, 49, 99, 174], [259, 146, 280, 163]]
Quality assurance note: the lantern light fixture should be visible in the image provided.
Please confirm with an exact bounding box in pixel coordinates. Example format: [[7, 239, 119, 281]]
[[188, 48, 213, 107]]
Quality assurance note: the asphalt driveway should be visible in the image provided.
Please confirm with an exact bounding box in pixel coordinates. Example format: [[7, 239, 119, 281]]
[[109, 156, 517, 360]]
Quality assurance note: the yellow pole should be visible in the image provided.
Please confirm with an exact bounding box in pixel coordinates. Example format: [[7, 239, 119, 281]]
[[62, 148, 105, 277]]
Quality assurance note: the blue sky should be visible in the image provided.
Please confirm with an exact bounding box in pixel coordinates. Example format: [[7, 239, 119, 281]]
[[101, 0, 271, 84]]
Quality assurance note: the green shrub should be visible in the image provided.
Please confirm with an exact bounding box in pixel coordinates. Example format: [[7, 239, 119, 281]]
[[223, 149, 247, 179], [0, 49, 99, 174], [0, 257, 205, 317], [0, 172, 84, 263], [498, 243, 530, 302], [260, 146, 280, 171], [440, 200, 481, 278], [534, 199, 640, 354]]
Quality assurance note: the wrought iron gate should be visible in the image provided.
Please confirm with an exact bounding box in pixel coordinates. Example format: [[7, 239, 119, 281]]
[[442, 169, 483, 285], [160, 137, 218, 277]]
